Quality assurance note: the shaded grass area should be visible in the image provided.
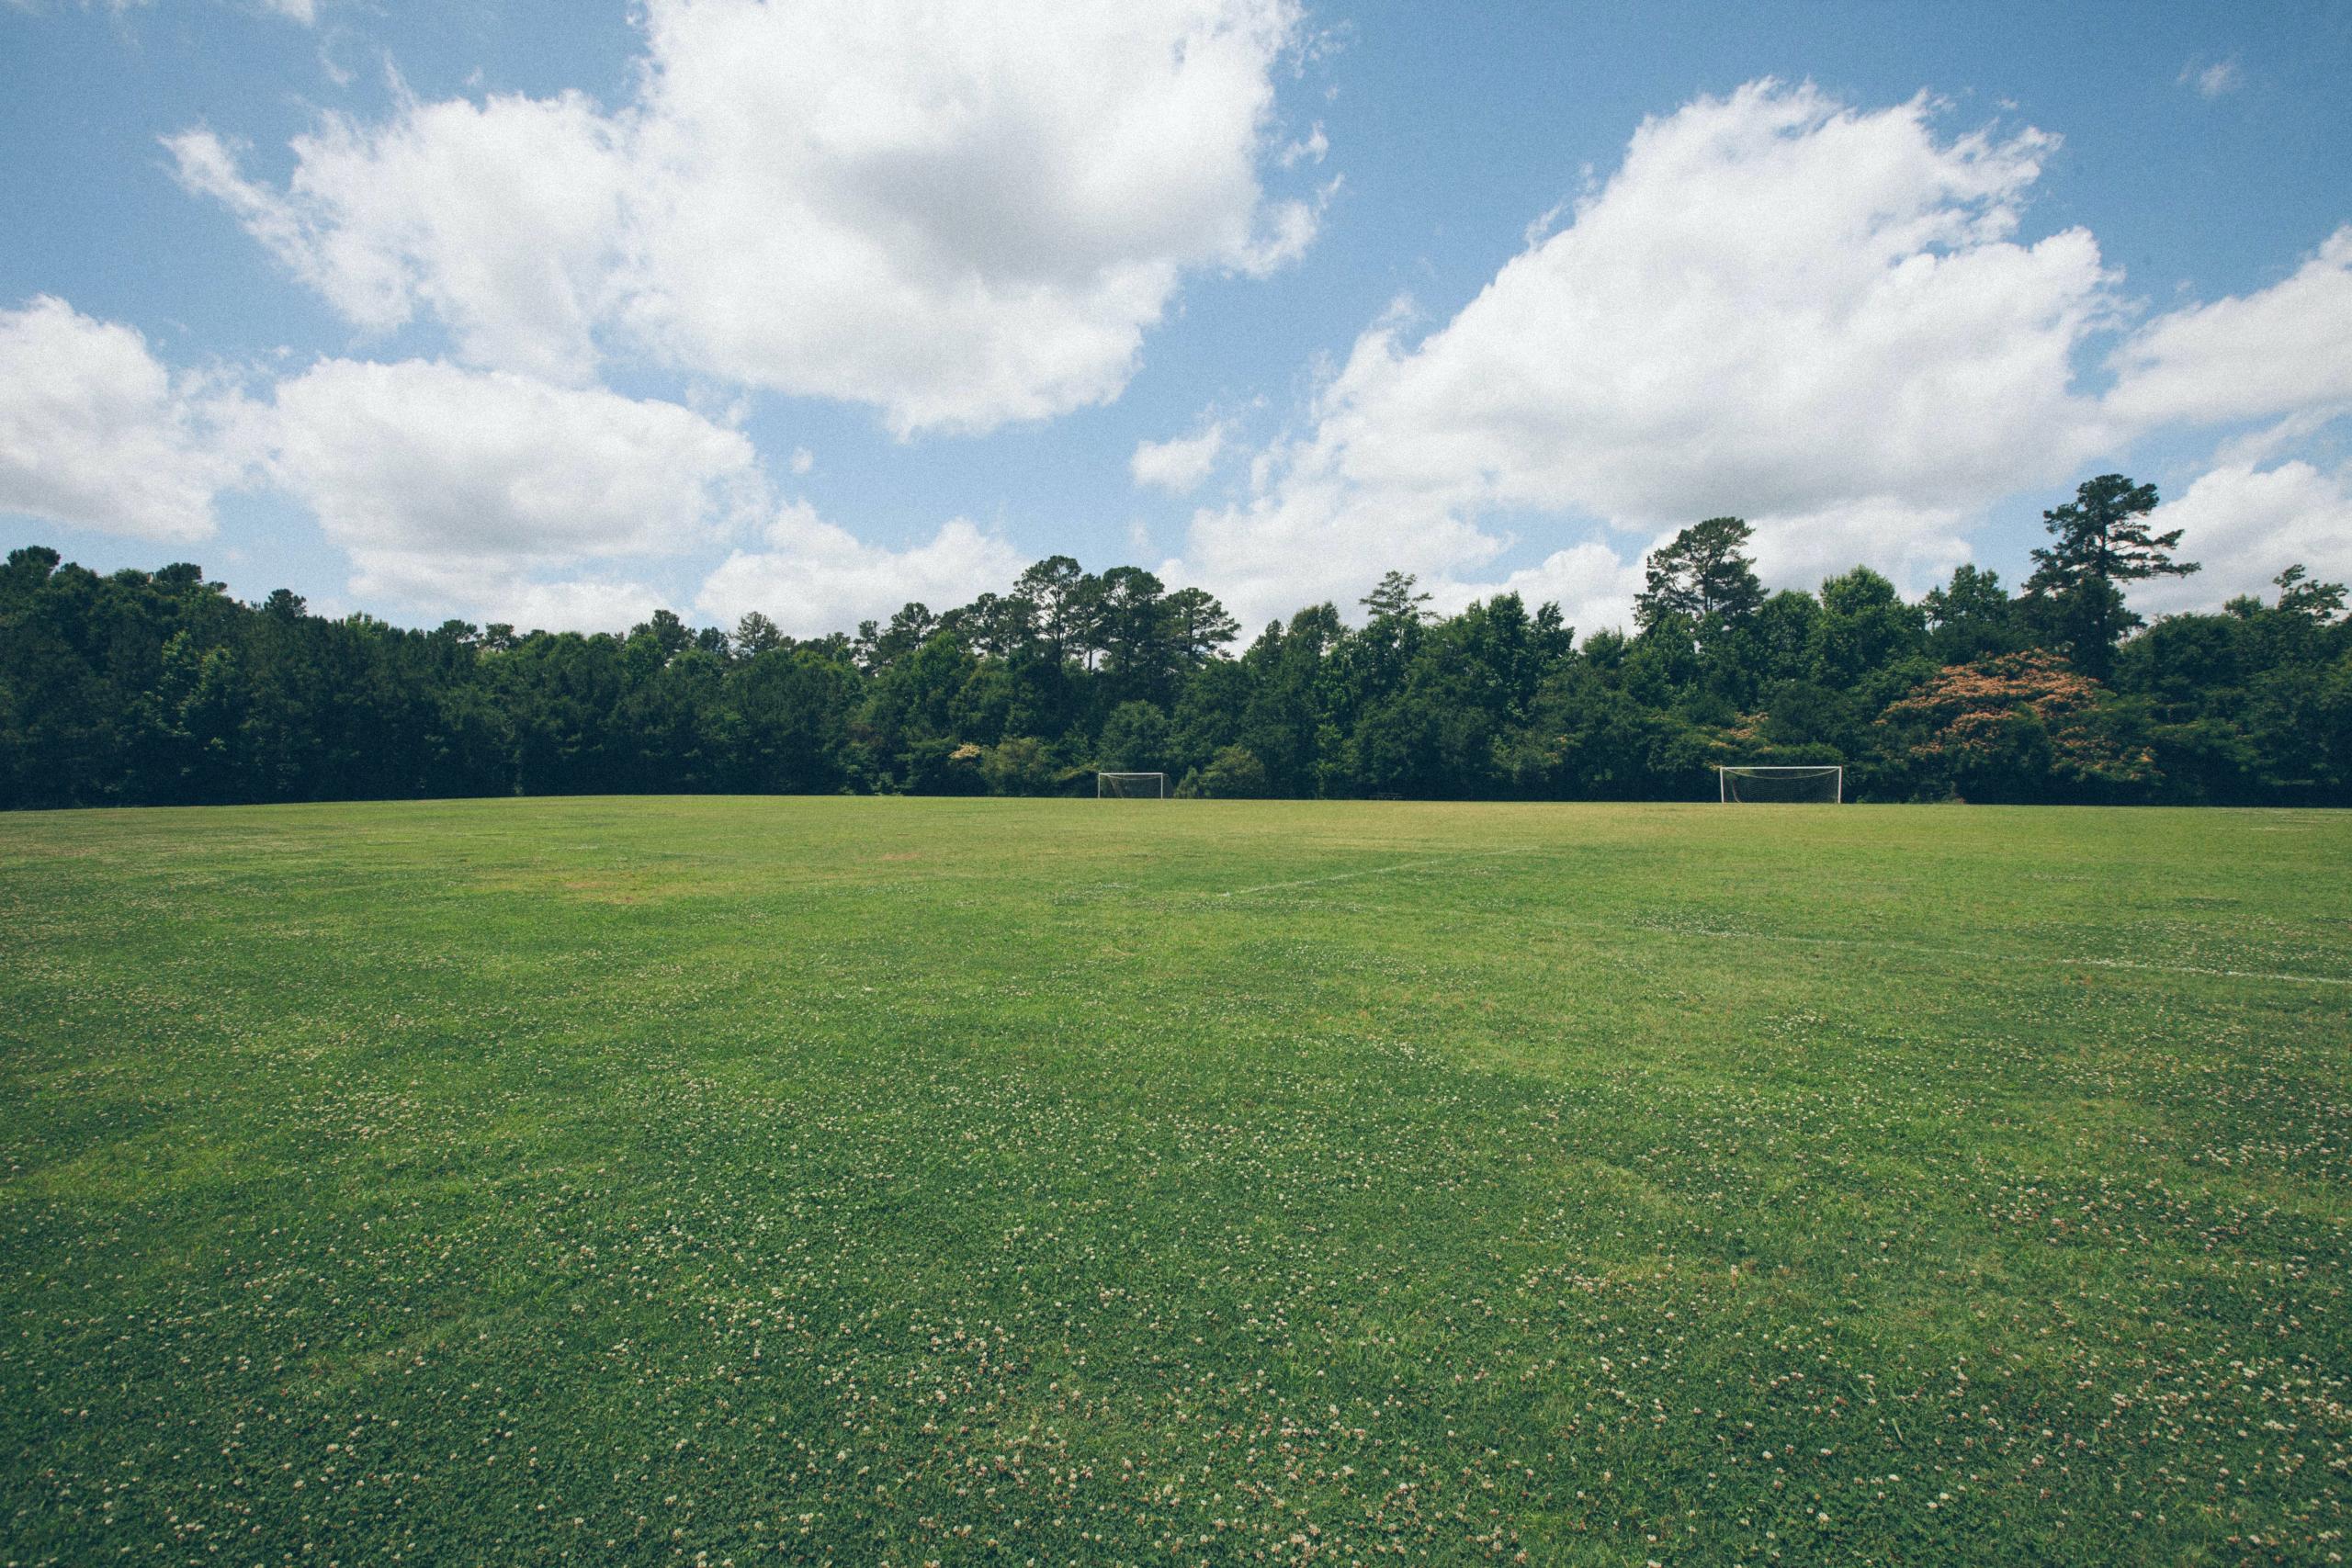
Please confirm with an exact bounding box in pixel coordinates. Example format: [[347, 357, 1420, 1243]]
[[3, 796, 2347, 1565]]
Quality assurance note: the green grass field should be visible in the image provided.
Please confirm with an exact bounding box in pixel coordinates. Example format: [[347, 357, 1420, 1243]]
[[3, 798, 2348, 1566]]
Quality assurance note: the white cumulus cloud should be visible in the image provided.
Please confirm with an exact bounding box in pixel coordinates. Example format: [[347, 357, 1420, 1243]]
[[169, 88, 629, 387], [1442, 541, 1650, 642], [2105, 228, 2352, 429], [0, 296, 258, 543], [1172, 81, 2122, 628], [1131, 421, 1229, 493], [697, 500, 1023, 636], [490, 578, 670, 634], [266, 357, 761, 615], [2132, 457, 2352, 616], [170, 0, 1317, 434]]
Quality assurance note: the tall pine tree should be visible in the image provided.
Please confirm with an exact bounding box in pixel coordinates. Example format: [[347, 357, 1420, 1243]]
[[1634, 517, 1765, 639], [2025, 474, 2197, 680]]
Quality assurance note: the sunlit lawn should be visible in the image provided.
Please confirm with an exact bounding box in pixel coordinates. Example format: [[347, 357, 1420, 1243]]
[[3, 796, 2347, 1565]]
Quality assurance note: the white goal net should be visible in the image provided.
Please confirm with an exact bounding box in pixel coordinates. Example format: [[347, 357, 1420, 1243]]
[[1718, 764, 1843, 804], [1097, 772, 1169, 799]]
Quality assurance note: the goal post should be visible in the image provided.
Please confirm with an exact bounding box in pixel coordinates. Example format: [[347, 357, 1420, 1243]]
[[1097, 771, 1169, 799], [1717, 764, 1843, 804]]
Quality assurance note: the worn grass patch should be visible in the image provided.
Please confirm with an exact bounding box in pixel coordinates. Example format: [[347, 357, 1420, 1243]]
[[2, 796, 2347, 1565]]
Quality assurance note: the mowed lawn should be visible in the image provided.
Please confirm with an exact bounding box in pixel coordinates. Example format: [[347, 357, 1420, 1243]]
[[2, 799, 2347, 1566]]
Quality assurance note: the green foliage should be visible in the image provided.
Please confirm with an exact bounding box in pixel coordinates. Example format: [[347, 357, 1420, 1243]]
[[1096, 699, 1170, 772], [1634, 514, 1765, 637], [2025, 474, 2198, 678], [1187, 742, 1270, 797], [1922, 563, 2027, 664], [1879, 649, 2157, 803], [1807, 566, 1927, 686], [2, 478, 2345, 810], [2274, 563, 2349, 624], [978, 734, 1058, 795]]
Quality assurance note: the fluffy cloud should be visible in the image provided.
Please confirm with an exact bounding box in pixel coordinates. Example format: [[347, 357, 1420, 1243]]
[[1164, 88, 2352, 632], [1172, 82, 2123, 628], [170, 91, 628, 386], [1740, 499, 1978, 601], [697, 500, 1023, 636], [490, 578, 670, 635], [2132, 457, 2352, 616], [1332, 84, 2112, 522], [1173, 452, 1512, 631], [267, 357, 760, 612], [0, 296, 256, 542], [1442, 541, 1649, 642], [1131, 421, 1229, 493], [108, 62, 2352, 637], [0, 297, 1021, 633], [2105, 228, 2352, 428], [172, 0, 1315, 434]]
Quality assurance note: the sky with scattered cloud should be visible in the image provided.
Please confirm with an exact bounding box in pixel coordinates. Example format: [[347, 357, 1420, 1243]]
[[3, 0, 2349, 636]]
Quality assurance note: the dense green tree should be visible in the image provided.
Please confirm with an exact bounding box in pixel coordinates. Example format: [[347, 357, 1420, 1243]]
[[1686, 588, 1812, 712], [950, 592, 1036, 661], [1095, 567, 1173, 705], [1236, 605, 1342, 796], [1161, 586, 1238, 666], [731, 612, 786, 658], [1013, 556, 1094, 667], [980, 736, 1059, 795], [1809, 567, 1928, 687], [2024, 474, 2197, 679], [1184, 744, 1270, 798], [618, 646, 735, 792], [1922, 564, 2025, 665], [734, 647, 860, 793], [4, 489, 2343, 812], [2273, 564, 2348, 625], [857, 632, 978, 783], [863, 603, 940, 671], [1097, 700, 1170, 772], [1634, 517, 1765, 639], [1168, 657, 1252, 782]]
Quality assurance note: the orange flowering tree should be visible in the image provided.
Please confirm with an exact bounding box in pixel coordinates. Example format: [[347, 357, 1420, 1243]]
[[1877, 649, 2157, 802]]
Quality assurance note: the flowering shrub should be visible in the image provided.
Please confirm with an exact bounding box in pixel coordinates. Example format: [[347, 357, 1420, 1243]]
[[1878, 650, 2156, 801]]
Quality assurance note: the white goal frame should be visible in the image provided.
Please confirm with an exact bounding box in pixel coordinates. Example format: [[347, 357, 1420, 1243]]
[[1717, 764, 1843, 804], [1097, 771, 1169, 799]]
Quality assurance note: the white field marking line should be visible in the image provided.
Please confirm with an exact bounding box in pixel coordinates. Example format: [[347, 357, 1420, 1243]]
[[1217, 849, 1527, 899], [1283, 897, 2351, 989], [2064, 955, 2352, 987], [1626, 921, 2352, 989], [1210, 858, 2351, 988]]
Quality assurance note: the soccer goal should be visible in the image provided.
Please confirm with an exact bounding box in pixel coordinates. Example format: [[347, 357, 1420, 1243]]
[[1717, 764, 1843, 804], [1097, 772, 1169, 799]]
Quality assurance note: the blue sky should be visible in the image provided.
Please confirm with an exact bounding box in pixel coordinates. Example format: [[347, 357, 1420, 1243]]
[[4, 0, 2349, 636]]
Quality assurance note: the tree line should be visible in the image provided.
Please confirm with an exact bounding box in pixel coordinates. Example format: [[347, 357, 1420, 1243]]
[[4, 475, 2347, 810]]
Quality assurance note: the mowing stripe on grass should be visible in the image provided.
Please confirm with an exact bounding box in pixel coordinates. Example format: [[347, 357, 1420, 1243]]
[[1217, 850, 1523, 898], [1623, 920, 2352, 988], [1259, 891, 2352, 988], [2060, 954, 2352, 987]]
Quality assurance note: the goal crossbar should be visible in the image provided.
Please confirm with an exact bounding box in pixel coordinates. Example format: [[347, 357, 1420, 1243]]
[[1718, 764, 1842, 804], [1097, 771, 1169, 799]]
